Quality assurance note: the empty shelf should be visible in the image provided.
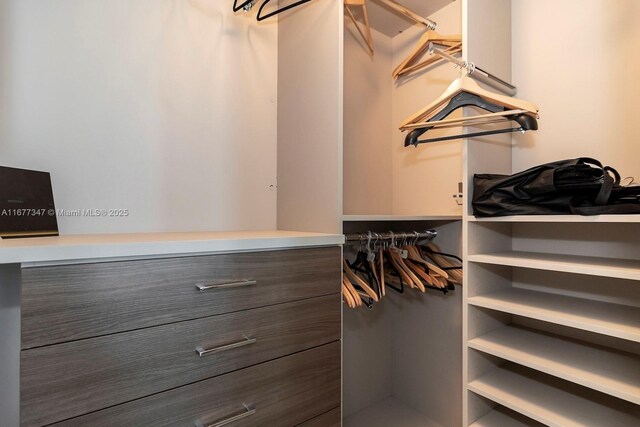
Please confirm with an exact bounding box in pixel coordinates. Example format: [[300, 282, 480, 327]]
[[470, 407, 543, 427], [470, 215, 640, 223], [468, 365, 640, 427], [468, 251, 640, 281], [469, 326, 640, 404], [468, 288, 640, 342]]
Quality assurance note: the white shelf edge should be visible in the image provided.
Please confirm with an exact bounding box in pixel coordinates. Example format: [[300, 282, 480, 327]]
[[468, 288, 640, 342], [468, 365, 640, 427], [468, 326, 640, 404], [343, 215, 462, 222], [469, 215, 640, 223], [468, 251, 640, 281], [0, 230, 345, 265], [470, 407, 542, 427]]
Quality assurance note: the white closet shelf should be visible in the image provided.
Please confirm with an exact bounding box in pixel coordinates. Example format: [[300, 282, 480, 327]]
[[469, 215, 640, 223], [468, 288, 640, 342], [468, 251, 640, 280], [470, 407, 543, 427], [468, 365, 640, 427], [469, 325, 640, 404], [342, 214, 462, 222]]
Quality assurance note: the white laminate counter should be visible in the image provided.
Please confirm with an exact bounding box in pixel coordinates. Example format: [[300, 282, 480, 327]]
[[0, 230, 345, 265]]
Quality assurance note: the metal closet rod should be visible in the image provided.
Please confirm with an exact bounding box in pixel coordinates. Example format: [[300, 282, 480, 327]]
[[428, 44, 517, 97], [345, 230, 437, 243], [377, 0, 437, 30]]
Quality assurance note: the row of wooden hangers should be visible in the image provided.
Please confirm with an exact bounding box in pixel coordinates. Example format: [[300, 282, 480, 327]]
[[342, 231, 463, 309], [344, 0, 462, 78]]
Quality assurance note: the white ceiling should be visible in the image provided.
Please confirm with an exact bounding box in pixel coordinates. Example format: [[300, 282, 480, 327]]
[[363, 0, 455, 37]]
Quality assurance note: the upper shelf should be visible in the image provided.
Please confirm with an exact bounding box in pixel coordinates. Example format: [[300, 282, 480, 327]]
[[0, 230, 345, 265], [468, 251, 640, 281], [470, 215, 640, 223], [343, 215, 462, 222]]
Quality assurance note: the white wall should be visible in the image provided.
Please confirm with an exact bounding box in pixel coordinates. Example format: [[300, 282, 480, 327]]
[[277, 0, 343, 234], [0, 0, 278, 234], [343, 25, 394, 215], [391, 1, 463, 216], [512, 0, 640, 179]]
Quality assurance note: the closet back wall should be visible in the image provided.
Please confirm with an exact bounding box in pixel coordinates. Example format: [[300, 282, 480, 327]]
[[512, 0, 640, 178], [0, 0, 278, 233]]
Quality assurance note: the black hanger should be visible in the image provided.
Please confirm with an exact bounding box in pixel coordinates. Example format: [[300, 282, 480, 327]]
[[349, 251, 380, 298], [233, 0, 255, 12], [404, 92, 538, 147], [256, 0, 312, 21]]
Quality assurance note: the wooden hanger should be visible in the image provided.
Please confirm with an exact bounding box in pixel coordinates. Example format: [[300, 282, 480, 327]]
[[342, 281, 356, 308], [401, 76, 539, 130], [422, 243, 463, 285], [343, 259, 380, 302], [344, 0, 374, 55], [343, 275, 362, 307], [385, 249, 415, 289], [393, 31, 462, 78], [378, 245, 386, 297]]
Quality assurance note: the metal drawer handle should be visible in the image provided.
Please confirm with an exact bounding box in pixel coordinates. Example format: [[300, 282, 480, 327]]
[[196, 280, 256, 291], [196, 336, 257, 357], [195, 403, 256, 427]]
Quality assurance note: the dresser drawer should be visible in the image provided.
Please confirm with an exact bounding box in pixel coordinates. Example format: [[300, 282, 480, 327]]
[[21, 246, 340, 348], [52, 342, 341, 427], [21, 294, 340, 426]]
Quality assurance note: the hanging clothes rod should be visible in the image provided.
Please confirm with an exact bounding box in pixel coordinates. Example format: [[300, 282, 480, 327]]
[[345, 230, 437, 243], [428, 43, 517, 96], [377, 0, 437, 29]]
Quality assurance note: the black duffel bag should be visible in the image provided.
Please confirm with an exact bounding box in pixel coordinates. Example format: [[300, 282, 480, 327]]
[[472, 158, 640, 217]]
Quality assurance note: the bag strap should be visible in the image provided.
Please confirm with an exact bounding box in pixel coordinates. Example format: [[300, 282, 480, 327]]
[[570, 200, 640, 215]]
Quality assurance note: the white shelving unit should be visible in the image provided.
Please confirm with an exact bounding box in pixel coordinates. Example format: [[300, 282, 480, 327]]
[[469, 326, 640, 404], [468, 365, 640, 427], [462, 3, 640, 425], [469, 251, 640, 281]]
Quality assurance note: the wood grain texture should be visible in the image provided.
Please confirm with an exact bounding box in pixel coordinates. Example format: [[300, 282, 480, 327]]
[[297, 407, 341, 427], [21, 295, 340, 426], [21, 247, 340, 348], [52, 342, 341, 427]]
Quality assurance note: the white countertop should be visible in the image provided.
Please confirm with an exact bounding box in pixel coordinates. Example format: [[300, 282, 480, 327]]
[[0, 230, 345, 265]]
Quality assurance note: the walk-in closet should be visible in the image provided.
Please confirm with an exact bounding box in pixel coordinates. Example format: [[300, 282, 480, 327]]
[[1, 0, 639, 426]]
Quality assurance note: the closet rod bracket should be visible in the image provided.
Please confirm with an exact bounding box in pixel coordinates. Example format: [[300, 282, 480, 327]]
[[428, 44, 517, 96]]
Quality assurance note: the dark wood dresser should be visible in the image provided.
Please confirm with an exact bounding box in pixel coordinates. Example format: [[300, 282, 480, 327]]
[[18, 246, 341, 426]]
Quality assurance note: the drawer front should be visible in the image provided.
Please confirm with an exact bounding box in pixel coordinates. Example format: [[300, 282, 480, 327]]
[[53, 342, 341, 427], [21, 294, 340, 426], [297, 407, 341, 427], [22, 246, 340, 348]]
